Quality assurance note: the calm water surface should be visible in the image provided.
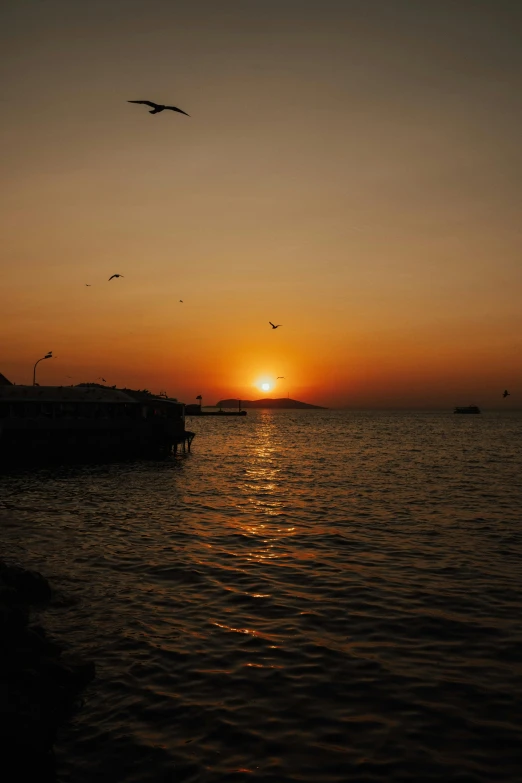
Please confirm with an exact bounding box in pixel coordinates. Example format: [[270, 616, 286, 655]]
[[1, 410, 522, 782]]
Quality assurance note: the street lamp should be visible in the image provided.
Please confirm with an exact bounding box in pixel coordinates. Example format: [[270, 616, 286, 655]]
[[33, 351, 53, 386], [196, 394, 202, 410]]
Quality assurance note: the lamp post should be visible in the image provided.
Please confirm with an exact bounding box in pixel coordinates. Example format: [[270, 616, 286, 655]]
[[33, 352, 53, 386], [196, 394, 202, 410]]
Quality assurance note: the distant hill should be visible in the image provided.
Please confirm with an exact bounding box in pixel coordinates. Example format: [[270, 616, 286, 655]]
[[215, 398, 326, 410]]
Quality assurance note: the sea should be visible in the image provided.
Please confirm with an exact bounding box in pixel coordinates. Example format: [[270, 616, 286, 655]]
[[1, 410, 521, 783]]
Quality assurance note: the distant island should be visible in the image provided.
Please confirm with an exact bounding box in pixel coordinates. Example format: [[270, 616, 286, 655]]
[[215, 398, 326, 410]]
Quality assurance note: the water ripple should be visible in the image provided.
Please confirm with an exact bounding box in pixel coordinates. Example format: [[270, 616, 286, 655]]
[[1, 410, 522, 782]]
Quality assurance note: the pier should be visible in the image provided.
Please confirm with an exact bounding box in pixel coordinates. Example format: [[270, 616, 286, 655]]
[[185, 397, 246, 417], [185, 408, 246, 417], [173, 430, 195, 453]]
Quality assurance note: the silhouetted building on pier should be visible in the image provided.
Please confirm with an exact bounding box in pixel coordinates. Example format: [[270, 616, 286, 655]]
[[0, 384, 194, 464]]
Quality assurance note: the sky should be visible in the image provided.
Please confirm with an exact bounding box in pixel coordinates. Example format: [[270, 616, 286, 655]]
[[1, 0, 521, 408]]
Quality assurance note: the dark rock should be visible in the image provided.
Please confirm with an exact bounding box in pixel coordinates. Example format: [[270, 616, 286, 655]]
[[0, 565, 52, 602], [28, 626, 64, 657], [40, 656, 96, 692], [0, 562, 95, 782], [39, 657, 76, 686], [0, 706, 57, 754], [24, 627, 52, 654], [0, 601, 29, 636], [29, 624, 48, 640], [0, 583, 20, 606], [61, 656, 96, 689]]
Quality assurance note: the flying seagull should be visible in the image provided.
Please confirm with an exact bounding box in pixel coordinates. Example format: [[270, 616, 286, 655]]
[[179, 300, 183, 303], [128, 100, 190, 116], [276, 376, 285, 379], [109, 274, 124, 281], [503, 389, 510, 398], [85, 284, 91, 287], [269, 322, 282, 329]]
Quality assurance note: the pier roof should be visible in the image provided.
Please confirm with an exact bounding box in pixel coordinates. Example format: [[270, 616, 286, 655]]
[[0, 386, 137, 403]]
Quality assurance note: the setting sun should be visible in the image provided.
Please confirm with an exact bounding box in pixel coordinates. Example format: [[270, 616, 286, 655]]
[[261, 383, 271, 392]]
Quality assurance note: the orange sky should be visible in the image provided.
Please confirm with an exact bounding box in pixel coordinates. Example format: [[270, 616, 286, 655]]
[[1, 1, 521, 408]]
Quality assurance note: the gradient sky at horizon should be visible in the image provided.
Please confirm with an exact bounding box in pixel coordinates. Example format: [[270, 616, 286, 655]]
[[1, 0, 521, 407]]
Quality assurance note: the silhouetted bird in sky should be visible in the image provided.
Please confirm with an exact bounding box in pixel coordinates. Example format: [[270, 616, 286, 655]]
[[109, 274, 124, 281], [128, 100, 190, 116], [277, 376, 285, 379], [179, 300, 183, 303], [85, 284, 91, 287], [269, 322, 282, 329], [503, 389, 510, 398]]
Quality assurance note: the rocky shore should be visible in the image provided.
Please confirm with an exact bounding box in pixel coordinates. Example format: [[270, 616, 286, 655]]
[[0, 560, 95, 781]]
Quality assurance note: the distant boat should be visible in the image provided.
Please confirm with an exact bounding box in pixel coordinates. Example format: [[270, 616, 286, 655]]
[[454, 405, 481, 414]]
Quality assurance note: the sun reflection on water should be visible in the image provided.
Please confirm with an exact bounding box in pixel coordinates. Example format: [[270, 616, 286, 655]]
[[229, 412, 297, 565]]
